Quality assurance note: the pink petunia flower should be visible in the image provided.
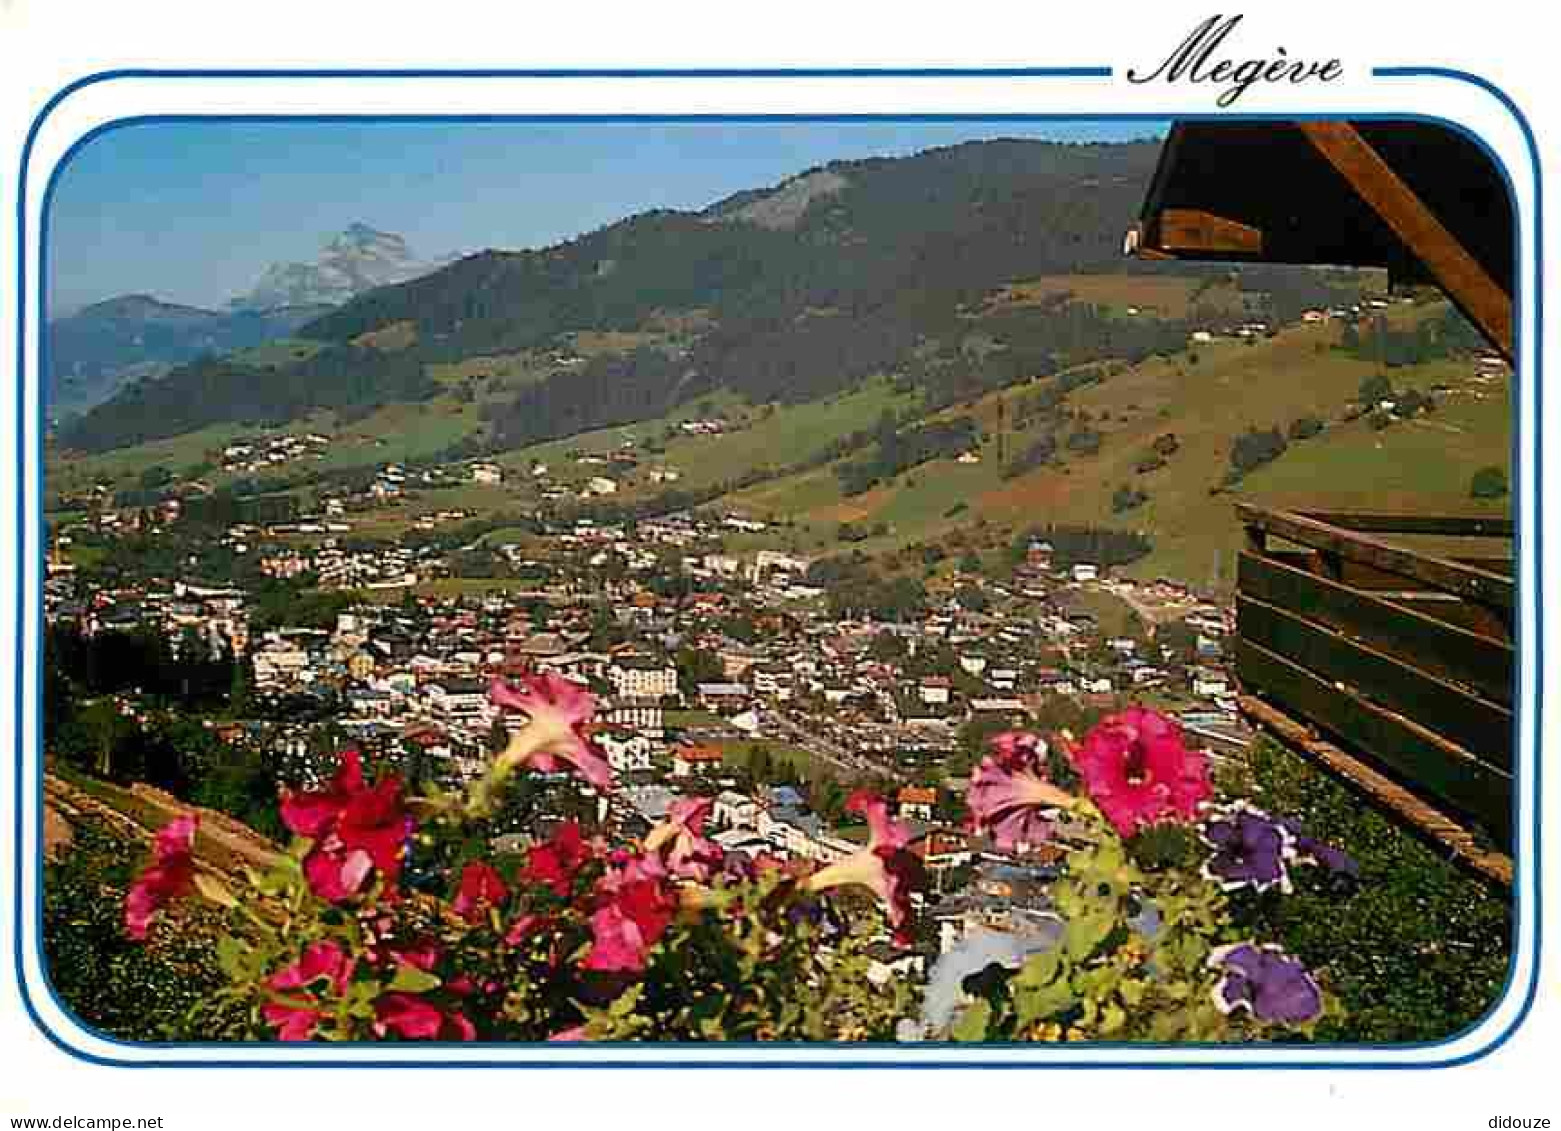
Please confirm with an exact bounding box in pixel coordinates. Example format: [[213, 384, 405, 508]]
[[373, 992, 443, 1040], [582, 904, 653, 974], [522, 819, 594, 897], [805, 791, 926, 946], [643, 796, 724, 881], [582, 852, 678, 973], [124, 813, 198, 940], [966, 731, 1075, 851], [452, 861, 510, 923], [1069, 706, 1212, 838], [261, 940, 356, 1042], [490, 673, 615, 791]]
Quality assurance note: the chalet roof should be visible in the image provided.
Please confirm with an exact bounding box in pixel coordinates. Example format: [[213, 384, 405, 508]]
[[1129, 120, 1514, 360]]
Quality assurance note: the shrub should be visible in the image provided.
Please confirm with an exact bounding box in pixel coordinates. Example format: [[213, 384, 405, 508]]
[[1470, 466, 1510, 499], [1111, 484, 1148, 514], [1229, 427, 1288, 477], [1065, 428, 1103, 456], [44, 813, 226, 1040], [1287, 416, 1324, 441]]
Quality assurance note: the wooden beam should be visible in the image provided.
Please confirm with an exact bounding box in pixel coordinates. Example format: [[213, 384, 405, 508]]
[[1238, 551, 1514, 705], [1239, 694, 1512, 888], [1153, 208, 1264, 256], [1235, 639, 1513, 846], [1298, 121, 1513, 361], [1293, 510, 1515, 539], [1236, 503, 1514, 612], [1237, 593, 1513, 763]]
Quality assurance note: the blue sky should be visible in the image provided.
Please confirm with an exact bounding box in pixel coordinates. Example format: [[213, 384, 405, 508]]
[[47, 119, 1165, 314]]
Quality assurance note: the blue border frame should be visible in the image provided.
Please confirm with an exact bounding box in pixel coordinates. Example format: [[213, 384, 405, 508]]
[[13, 67, 1543, 1069]]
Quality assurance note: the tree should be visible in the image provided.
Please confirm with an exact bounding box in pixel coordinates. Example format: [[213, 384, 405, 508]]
[[1470, 466, 1509, 499]]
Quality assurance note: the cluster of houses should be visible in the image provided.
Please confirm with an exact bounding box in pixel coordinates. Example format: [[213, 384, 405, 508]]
[[221, 433, 331, 474]]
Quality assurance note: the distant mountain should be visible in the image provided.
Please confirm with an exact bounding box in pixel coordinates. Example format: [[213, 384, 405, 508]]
[[46, 295, 331, 420], [227, 222, 449, 311], [68, 139, 1238, 454]]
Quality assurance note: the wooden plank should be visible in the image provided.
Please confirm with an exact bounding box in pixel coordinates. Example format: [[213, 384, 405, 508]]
[[1237, 594, 1512, 764], [1239, 695, 1512, 887], [1236, 503, 1513, 611], [1298, 122, 1513, 361], [1261, 550, 1512, 640], [1154, 208, 1264, 255], [1235, 639, 1512, 844], [1239, 551, 1514, 705], [1294, 510, 1514, 539]]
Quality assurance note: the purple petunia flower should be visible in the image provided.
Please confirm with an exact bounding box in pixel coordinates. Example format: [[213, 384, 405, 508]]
[[1209, 942, 1323, 1026], [1279, 817, 1360, 878], [1201, 804, 1294, 893], [1201, 804, 1359, 893]]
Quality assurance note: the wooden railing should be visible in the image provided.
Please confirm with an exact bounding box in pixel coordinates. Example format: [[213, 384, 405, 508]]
[[1234, 505, 1515, 863]]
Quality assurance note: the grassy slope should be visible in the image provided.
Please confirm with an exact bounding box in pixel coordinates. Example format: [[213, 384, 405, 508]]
[[719, 309, 1511, 584], [45, 278, 1510, 592]]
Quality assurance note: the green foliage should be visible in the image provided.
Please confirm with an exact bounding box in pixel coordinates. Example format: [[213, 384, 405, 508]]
[[836, 416, 979, 496], [941, 809, 1336, 1043], [1009, 524, 1153, 571], [1111, 484, 1149, 514], [1229, 426, 1288, 478], [1287, 415, 1324, 441], [43, 814, 226, 1040], [1470, 466, 1509, 499], [1223, 738, 1511, 1043], [63, 344, 439, 453]]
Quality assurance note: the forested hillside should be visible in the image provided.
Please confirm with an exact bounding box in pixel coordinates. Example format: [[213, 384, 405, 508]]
[[63, 138, 1221, 453]]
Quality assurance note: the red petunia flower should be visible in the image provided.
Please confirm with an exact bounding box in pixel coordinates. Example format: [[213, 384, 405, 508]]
[[523, 819, 595, 897], [1069, 706, 1212, 838], [261, 940, 356, 1042], [582, 852, 678, 973], [124, 813, 198, 940], [452, 861, 510, 923], [966, 731, 1076, 852], [490, 672, 615, 791], [281, 749, 411, 903], [805, 791, 926, 946], [372, 992, 475, 1041]]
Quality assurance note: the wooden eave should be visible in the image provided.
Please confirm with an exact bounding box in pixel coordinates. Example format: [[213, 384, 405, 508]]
[[1128, 121, 1514, 362]]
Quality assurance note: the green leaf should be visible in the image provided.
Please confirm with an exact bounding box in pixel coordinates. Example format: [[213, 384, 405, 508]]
[[1063, 909, 1116, 962], [215, 936, 252, 980], [386, 964, 441, 994], [951, 999, 992, 1042], [193, 871, 239, 909], [1101, 1002, 1127, 1034], [1014, 947, 1062, 990], [1014, 977, 1075, 1027]]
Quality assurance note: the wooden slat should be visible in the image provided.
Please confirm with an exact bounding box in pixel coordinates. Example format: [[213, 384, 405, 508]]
[[1154, 208, 1264, 255], [1235, 639, 1512, 844], [1237, 594, 1512, 764], [1237, 503, 1513, 611], [1260, 549, 1512, 641], [1239, 551, 1514, 705], [1298, 122, 1513, 362], [1239, 695, 1512, 887], [1294, 510, 1514, 539]]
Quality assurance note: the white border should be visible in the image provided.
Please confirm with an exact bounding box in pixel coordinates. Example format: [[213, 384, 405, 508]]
[[12, 69, 1541, 1067]]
